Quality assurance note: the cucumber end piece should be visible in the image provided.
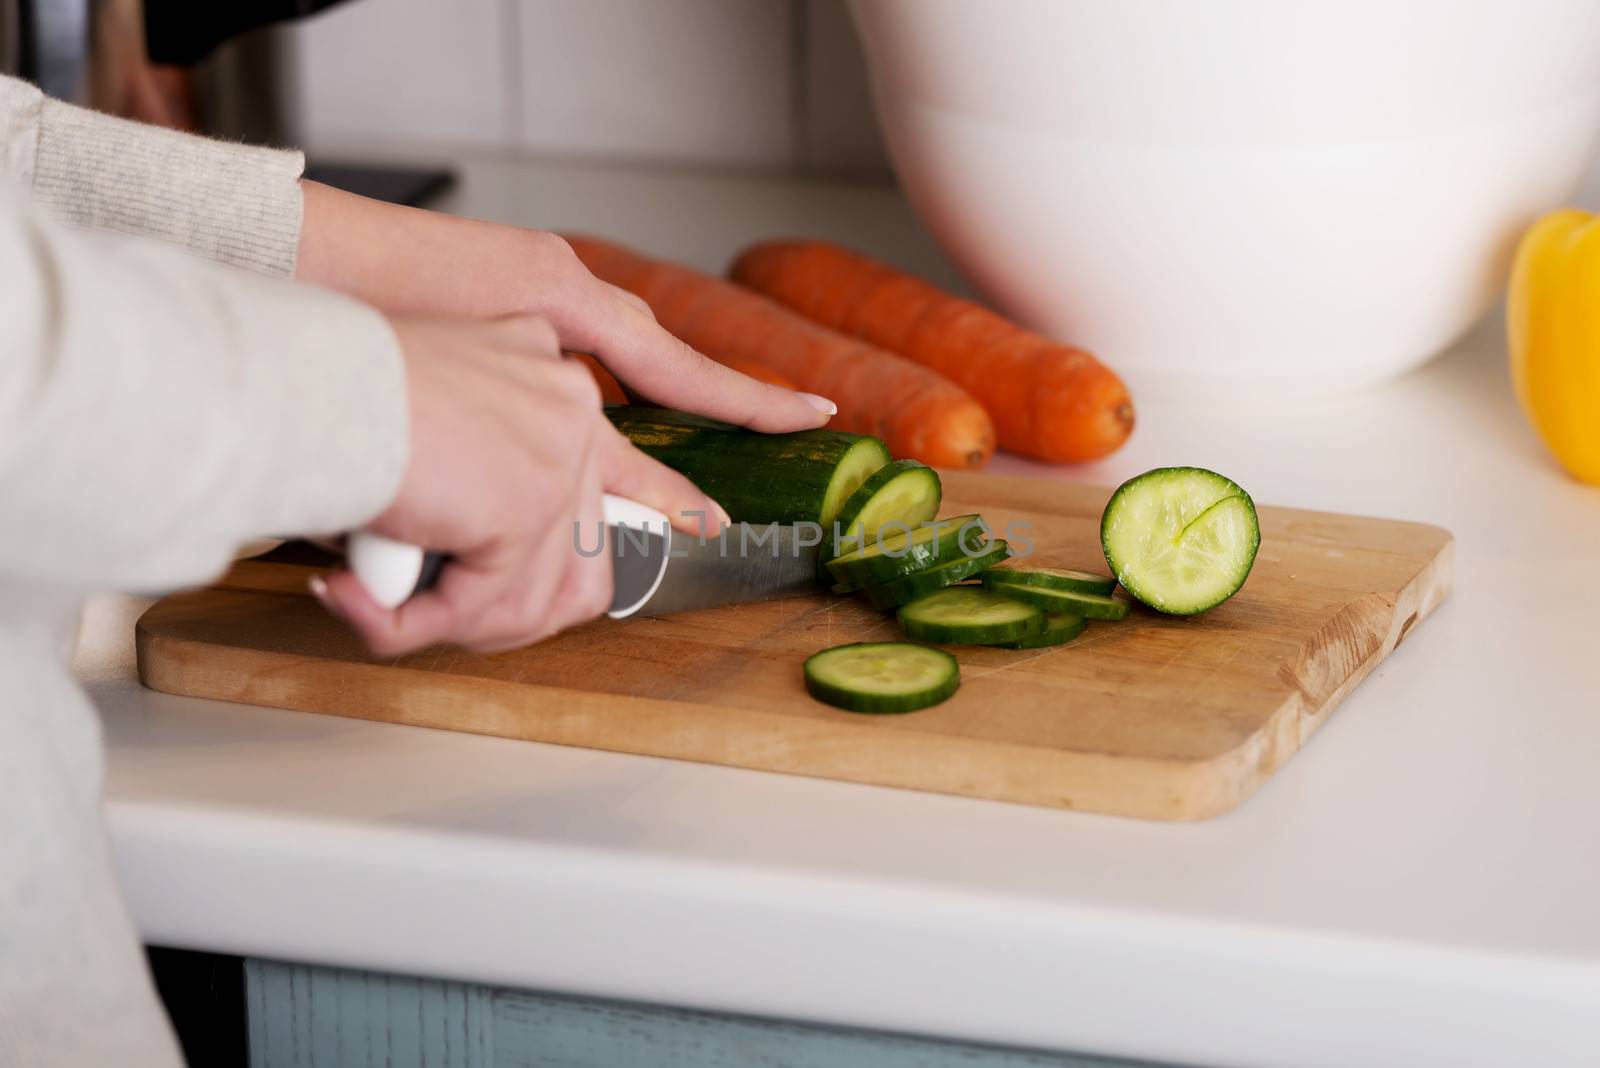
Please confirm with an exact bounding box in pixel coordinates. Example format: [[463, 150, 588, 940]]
[[1100, 467, 1261, 616]]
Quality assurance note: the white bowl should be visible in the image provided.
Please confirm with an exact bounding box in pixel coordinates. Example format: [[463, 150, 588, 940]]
[[849, 0, 1600, 399]]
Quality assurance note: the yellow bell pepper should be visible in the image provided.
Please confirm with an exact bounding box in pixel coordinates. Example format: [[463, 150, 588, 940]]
[[1508, 209, 1600, 484]]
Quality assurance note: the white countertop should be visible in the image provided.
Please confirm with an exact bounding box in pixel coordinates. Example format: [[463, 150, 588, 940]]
[[82, 157, 1600, 1068]]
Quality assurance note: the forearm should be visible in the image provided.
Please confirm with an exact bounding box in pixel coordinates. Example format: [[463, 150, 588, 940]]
[[297, 179, 545, 316], [0, 189, 407, 596], [1, 72, 303, 276]]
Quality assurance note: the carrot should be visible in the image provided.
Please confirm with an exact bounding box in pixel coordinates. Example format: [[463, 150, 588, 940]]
[[573, 352, 628, 405], [566, 235, 995, 468], [730, 240, 1134, 463]]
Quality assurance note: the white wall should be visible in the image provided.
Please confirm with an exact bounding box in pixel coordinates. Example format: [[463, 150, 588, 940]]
[[281, 0, 890, 175]]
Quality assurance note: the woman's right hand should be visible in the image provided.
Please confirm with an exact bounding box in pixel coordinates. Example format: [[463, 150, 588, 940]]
[[312, 313, 728, 657]]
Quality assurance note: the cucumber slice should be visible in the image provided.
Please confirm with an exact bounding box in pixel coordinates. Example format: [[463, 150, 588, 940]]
[[825, 460, 943, 560], [803, 642, 960, 713], [1100, 467, 1260, 616], [983, 566, 1116, 597], [982, 581, 1131, 621], [825, 514, 989, 586], [1000, 613, 1086, 649], [607, 406, 889, 528], [864, 540, 1012, 611], [898, 586, 1044, 645]]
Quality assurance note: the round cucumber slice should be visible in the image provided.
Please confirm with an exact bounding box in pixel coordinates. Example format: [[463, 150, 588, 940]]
[[863, 540, 1012, 611], [898, 586, 1044, 645], [803, 642, 959, 713], [982, 566, 1115, 597], [1000, 613, 1086, 649], [825, 514, 989, 586], [1100, 467, 1260, 616], [825, 460, 943, 561], [980, 580, 1131, 621]]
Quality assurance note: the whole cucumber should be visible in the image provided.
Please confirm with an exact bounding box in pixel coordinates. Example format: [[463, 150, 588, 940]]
[[605, 406, 890, 527]]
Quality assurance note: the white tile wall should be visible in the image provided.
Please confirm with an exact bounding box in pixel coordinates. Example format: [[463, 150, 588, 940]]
[[515, 0, 795, 168], [799, 0, 890, 175], [285, 0, 515, 152], [281, 0, 889, 176]]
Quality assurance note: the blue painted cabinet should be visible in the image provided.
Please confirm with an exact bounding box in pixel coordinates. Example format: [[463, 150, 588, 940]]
[[244, 960, 1175, 1068]]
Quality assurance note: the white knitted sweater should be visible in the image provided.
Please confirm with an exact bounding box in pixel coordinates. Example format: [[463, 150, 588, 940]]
[[0, 75, 408, 1067]]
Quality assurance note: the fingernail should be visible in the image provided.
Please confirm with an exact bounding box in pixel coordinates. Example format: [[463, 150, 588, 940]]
[[713, 501, 732, 532], [795, 391, 837, 416], [308, 575, 341, 618]]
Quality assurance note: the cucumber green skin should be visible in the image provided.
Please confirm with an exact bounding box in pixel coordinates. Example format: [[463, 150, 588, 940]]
[[898, 594, 1044, 646], [826, 515, 989, 586], [984, 566, 1116, 597], [864, 541, 1011, 611], [984, 580, 1131, 621], [1000, 613, 1086, 649], [607, 406, 888, 526], [1099, 466, 1261, 616], [803, 642, 960, 714], [823, 459, 942, 560]]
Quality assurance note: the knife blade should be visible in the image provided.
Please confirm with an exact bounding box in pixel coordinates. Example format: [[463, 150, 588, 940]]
[[617, 523, 820, 617], [348, 495, 822, 618]]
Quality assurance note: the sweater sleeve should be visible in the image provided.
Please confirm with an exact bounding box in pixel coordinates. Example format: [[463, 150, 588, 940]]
[[0, 185, 408, 597], [0, 73, 304, 277]]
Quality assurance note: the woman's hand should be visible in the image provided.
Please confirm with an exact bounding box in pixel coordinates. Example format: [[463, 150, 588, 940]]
[[297, 180, 834, 433], [313, 313, 728, 657]]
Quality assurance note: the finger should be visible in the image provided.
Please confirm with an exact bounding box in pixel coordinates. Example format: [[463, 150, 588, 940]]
[[543, 443, 614, 635], [455, 438, 611, 651], [447, 527, 570, 653], [603, 282, 654, 321], [558, 283, 835, 433], [601, 426, 730, 537], [316, 551, 515, 658]]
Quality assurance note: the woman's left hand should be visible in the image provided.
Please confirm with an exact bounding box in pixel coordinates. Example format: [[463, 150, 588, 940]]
[[296, 180, 835, 433]]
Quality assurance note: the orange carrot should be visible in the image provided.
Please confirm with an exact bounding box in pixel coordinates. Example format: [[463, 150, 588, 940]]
[[566, 235, 995, 468], [730, 240, 1134, 463]]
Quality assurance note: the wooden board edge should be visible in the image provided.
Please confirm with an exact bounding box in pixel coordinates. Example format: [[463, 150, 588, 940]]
[[1183, 531, 1455, 820], [135, 603, 1250, 821]]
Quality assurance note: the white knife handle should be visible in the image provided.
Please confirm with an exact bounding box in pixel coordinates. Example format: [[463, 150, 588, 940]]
[[347, 533, 428, 610], [348, 494, 672, 617]]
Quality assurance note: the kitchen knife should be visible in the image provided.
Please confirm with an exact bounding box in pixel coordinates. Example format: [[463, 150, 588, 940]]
[[349, 495, 821, 618]]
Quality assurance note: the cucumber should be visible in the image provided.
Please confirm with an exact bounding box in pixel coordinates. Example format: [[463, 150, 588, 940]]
[[1000, 613, 1086, 649], [864, 540, 1012, 610], [803, 642, 960, 713], [983, 566, 1116, 597], [1100, 467, 1260, 616], [982, 580, 1131, 621], [825, 460, 942, 560], [825, 514, 989, 586], [607, 406, 889, 527], [898, 586, 1044, 645]]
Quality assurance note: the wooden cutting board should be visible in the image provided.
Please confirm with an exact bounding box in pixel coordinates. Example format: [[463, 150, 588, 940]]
[[136, 472, 1452, 820]]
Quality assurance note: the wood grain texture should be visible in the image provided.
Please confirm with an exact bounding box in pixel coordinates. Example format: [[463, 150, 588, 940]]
[[244, 959, 1159, 1067], [137, 473, 1452, 820]]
